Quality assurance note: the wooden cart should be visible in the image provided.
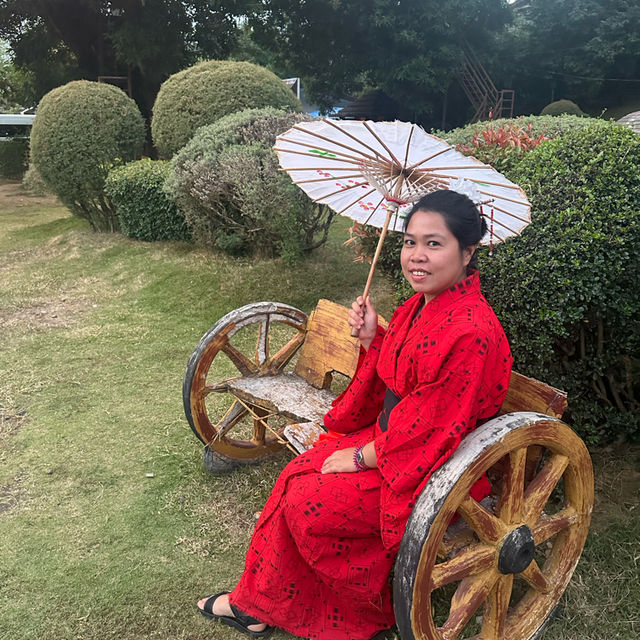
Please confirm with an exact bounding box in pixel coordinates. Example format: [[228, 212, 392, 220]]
[[183, 300, 593, 640]]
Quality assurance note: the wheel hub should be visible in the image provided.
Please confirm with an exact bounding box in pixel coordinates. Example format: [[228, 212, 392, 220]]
[[498, 524, 535, 574]]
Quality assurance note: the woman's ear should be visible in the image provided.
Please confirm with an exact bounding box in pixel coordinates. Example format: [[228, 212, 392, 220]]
[[463, 244, 478, 267]]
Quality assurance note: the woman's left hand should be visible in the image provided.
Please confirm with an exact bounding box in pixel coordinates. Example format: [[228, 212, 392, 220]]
[[321, 448, 356, 474]]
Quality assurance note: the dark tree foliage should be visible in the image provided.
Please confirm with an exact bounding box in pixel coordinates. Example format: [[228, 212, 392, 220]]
[[496, 0, 640, 114], [248, 0, 510, 119], [0, 0, 245, 116]]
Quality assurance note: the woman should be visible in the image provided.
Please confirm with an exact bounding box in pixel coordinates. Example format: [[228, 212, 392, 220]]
[[197, 189, 513, 639]]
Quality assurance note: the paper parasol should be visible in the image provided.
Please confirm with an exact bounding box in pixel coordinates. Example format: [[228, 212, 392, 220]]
[[274, 119, 531, 312]]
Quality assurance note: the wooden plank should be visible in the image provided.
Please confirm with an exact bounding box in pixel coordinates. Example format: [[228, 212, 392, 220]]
[[224, 373, 336, 423], [293, 299, 388, 389], [500, 371, 567, 418], [283, 421, 326, 454]]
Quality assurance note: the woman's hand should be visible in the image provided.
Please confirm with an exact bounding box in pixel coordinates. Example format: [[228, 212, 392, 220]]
[[321, 448, 357, 474], [348, 296, 378, 350]]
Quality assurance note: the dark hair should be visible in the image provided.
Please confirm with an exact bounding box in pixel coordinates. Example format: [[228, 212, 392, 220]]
[[403, 189, 487, 251]]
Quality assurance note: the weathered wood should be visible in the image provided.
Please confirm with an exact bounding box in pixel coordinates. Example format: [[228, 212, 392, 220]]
[[294, 299, 363, 388], [224, 373, 336, 424], [182, 302, 307, 463], [500, 371, 567, 418], [522, 453, 570, 526], [430, 544, 495, 590], [498, 446, 527, 524], [481, 574, 514, 640], [394, 413, 593, 640], [439, 570, 498, 639], [284, 421, 327, 455]]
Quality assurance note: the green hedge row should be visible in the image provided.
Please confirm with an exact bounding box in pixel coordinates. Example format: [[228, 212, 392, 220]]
[[351, 121, 640, 444], [105, 159, 191, 242], [0, 138, 28, 178]]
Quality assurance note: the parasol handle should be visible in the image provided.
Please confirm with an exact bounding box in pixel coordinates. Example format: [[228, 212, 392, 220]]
[[350, 208, 395, 338]]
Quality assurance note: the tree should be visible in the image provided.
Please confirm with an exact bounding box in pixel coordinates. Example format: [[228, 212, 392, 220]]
[[0, 1, 245, 117], [495, 0, 640, 114], [247, 0, 510, 122]]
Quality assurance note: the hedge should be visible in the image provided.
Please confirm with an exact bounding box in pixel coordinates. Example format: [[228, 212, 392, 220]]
[[0, 138, 28, 178], [105, 159, 191, 242], [152, 60, 302, 158], [349, 122, 640, 444], [30, 80, 145, 232], [540, 99, 586, 117]]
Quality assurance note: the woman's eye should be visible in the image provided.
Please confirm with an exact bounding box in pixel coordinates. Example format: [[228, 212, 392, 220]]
[[427, 240, 440, 247], [403, 238, 414, 246]]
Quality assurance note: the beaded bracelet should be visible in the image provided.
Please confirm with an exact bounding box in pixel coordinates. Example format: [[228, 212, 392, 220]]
[[353, 445, 368, 472]]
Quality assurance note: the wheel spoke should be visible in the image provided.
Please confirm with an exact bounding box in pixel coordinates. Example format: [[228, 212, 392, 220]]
[[256, 318, 270, 365], [499, 447, 527, 524], [481, 574, 514, 640], [439, 570, 499, 640], [431, 544, 495, 590], [519, 560, 550, 593], [209, 400, 248, 441], [195, 383, 229, 399], [266, 331, 306, 372], [221, 341, 260, 376], [523, 453, 569, 526], [252, 407, 268, 444], [532, 507, 579, 545], [457, 495, 507, 544]]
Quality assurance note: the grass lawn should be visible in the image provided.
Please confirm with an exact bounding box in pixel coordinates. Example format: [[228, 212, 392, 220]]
[[0, 180, 638, 640]]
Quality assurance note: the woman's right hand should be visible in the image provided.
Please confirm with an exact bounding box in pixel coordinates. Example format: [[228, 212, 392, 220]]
[[348, 296, 378, 350]]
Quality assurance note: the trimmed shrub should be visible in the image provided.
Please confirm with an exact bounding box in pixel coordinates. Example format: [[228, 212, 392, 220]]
[[348, 123, 640, 444], [169, 108, 334, 263], [105, 159, 190, 242], [0, 138, 28, 177], [30, 80, 145, 231], [480, 123, 640, 444], [152, 60, 302, 158], [540, 99, 585, 117], [439, 114, 605, 148], [22, 162, 51, 196]]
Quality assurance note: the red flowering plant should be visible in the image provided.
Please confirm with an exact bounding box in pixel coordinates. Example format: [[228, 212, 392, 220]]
[[457, 122, 548, 178]]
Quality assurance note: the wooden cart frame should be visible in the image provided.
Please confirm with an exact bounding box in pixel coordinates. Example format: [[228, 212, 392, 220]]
[[183, 300, 593, 640]]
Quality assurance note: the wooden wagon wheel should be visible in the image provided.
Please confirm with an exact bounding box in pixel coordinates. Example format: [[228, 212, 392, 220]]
[[394, 412, 593, 640], [183, 302, 308, 472]]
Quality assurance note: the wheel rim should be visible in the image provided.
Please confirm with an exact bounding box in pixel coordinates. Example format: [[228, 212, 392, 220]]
[[184, 302, 307, 460], [395, 413, 593, 640]]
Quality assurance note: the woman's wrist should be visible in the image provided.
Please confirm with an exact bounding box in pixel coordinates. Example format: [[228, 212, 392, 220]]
[[353, 445, 368, 471]]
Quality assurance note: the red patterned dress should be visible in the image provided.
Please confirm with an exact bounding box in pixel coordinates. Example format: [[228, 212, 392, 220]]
[[229, 271, 512, 640]]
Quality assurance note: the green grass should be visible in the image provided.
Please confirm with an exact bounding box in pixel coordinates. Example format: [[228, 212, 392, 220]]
[[0, 181, 638, 640]]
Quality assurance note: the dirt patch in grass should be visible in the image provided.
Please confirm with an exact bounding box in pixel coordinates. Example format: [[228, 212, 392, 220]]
[[0, 180, 58, 209], [0, 296, 93, 330]]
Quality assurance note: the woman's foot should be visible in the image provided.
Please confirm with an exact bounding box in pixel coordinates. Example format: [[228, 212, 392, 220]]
[[197, 592, 270, 636]]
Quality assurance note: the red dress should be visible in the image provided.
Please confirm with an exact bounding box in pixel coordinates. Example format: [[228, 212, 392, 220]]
[[229, 271, 512, 640]]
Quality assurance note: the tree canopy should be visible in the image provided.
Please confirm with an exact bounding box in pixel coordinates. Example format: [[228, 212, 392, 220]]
[[248, 0, 510, 117], [496, 0, 640, 114], [0, 0, 245, 116]]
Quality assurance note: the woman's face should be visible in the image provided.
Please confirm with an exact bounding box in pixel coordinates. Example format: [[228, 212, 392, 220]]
[[400, 209, 475, 302]]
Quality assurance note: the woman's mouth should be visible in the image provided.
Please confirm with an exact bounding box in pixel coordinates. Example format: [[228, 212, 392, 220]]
[[410, 269, 429, 278]]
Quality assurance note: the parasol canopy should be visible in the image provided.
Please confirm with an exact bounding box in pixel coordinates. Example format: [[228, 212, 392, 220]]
[[274, 119, 531, 245]]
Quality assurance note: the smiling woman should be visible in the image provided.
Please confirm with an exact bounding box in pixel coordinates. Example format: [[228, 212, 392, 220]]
[[197, 189, 512, 640]]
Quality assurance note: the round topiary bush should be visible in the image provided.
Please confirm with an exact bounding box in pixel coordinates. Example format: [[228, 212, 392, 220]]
[[168, 107, 334, 263], [30, 80, 145, 231], [151, 60, 302, 159], [540, 99, 586, 117], [105, 159, 191, 242]]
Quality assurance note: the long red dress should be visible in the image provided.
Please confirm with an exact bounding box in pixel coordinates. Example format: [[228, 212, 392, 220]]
[[229, 271, 513, 640]]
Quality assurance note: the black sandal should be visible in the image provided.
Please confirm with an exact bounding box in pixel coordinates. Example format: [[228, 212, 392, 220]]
[[198, 592, 273, 638]]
